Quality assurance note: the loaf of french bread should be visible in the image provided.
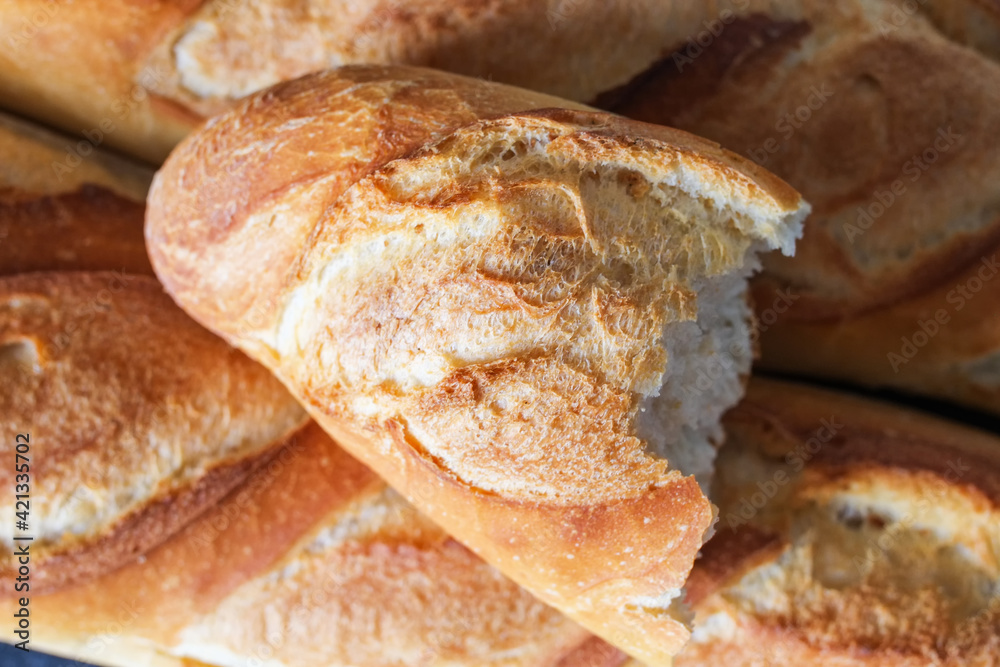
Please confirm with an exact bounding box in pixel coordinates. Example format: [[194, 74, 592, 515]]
[[146, 64, 809, 663]]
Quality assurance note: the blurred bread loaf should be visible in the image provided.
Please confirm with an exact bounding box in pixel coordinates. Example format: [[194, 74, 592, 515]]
[[922, 0, 1000, 61], [678, 378, 1000, 665], [0, 111, 153, 276], [146, 64, 809, 663], [596, 0, 1000, 416], [0, 0, 710, 163]]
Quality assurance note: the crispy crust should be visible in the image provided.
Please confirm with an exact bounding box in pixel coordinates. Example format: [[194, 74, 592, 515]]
[[596, 0, 1000, 415], [23, 422, 624, 667], [675, 378, 1000, 665], [147, 64, 807, 664], [145, 65, 593, 344], [0, 272, 307, 593]]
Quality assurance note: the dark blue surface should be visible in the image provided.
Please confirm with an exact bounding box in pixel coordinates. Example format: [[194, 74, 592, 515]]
[[0, 643, 92, 667]]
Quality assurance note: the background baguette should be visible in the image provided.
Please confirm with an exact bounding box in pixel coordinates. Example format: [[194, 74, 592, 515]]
[[596, 0, 1000, 416], [146, 64, 809, 664], [16, 422, 628, 667], [677, 377, 1000, 665], [0, 111, 153, 276], [0, 0, 710, 163], [0, 272, 308, 594]]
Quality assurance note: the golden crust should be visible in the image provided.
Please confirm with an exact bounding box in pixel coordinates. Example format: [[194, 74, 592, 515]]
[[146, 65, 592, 343], [675, 378, 1000, 665], [0, 111, 152, 199], [0, 185, 152, 277], [0, 272, 306, 593], [25, 422, 626, 667], [596, 0, 1000, 415], [148, 64, 808, 664]]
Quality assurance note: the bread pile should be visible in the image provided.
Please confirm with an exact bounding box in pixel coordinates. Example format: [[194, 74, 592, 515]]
[[0, 1, 998, 666]]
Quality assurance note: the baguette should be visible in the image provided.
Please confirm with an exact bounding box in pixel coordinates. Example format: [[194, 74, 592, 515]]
[[17, 422, 628, 667], [146, 64, 809, 663], [0, 272, 307, 593], [596, 0, 1000, 416], [0, 111, 153, 276], [678, 377, 1000, 665], [0, 0, 707, 163]]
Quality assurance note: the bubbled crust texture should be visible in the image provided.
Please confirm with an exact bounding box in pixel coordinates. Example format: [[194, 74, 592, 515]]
[[0, 112, 154, 276], [597, 0, 1000, 414], [146, 65, 592, 345], [148, 65, 807, 664], [676, 378, 1000, 666], [25, 422, 627, 667], [0, 272, 307, 593]]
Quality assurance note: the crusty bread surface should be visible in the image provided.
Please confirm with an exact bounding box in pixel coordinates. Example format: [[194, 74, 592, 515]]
[[0, 272, 307, 593], [677, 378, 1000, 665], [18, 422, 629, 667], [0, 102, 633, 666]]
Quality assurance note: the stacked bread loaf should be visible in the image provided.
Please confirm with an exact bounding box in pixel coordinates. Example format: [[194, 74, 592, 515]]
[[0, 111, 641, 667], [0, 1, 998, 665]]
